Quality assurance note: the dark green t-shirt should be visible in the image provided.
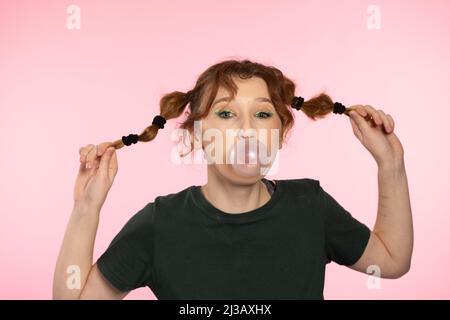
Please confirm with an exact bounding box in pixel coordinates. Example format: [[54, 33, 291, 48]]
[[97, 178, 371, 299]]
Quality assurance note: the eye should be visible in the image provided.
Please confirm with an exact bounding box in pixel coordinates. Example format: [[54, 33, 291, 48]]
[[215, 110, 234, 119], [255, 111, 273, 119]]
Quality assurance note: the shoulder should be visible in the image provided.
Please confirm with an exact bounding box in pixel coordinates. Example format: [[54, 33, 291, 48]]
[[277, 177, 321, 197], [112, 202, 155, 243], [152, 184, 193, 211], [128, 185, 193, 218], [108, 185, 195, 249]]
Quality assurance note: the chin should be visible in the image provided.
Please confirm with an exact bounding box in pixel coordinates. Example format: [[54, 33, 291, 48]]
[[213, 164, 265, 186]]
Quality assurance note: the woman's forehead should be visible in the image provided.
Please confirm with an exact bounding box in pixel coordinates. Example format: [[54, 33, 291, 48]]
[[216, 76, 269, 97], [214, 82, 271, 105]]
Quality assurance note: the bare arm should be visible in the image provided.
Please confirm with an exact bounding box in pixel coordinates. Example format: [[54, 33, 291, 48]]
[[52, 205, 97, 299], [349, 159, 413, 278], [53, 205, 128, 299], [53, 142, 127, 299], [346, 105, 413, 278], [80, 263, 128, 300]]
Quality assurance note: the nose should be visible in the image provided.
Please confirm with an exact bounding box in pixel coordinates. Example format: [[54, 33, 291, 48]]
[[237, 128, 256, 140], [237, 115, 257, 140]]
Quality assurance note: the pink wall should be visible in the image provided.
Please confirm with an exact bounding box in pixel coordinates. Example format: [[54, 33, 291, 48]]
[[1, 0, 449, 299]]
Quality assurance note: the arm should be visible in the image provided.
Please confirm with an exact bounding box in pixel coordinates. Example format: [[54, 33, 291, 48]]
[[52, 205, 128, 299], [349, 159, 413, 278], [53, 143, 127, 299], [80, 263, 128, 299], [346, 105, 413, 278]]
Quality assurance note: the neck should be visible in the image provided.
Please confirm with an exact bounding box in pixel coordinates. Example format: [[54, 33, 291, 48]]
[[200, 167, 271, 214]]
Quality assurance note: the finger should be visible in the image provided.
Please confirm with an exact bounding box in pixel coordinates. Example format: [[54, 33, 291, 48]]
[[348, 109, 371, 133], [77, 157, 96, 177], [349, 116, 363, 141], [97, 142, 114, 157], [91, 142, 114, 170], [348, 105, 368, 118], [98, 147, 115, 177], [108, 148, 118, 180], [92, 158, 101, 169], [84, 145, 99, 169], [376, 109, 392, 133], [79, 145, 94, 163], [386, 114, 395, 131], [79, 144, 95, 163], [364, 105, 383, 126], [78, 160, 87, 173]]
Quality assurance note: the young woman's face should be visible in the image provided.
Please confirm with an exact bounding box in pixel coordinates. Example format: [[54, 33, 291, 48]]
[[198, 76, 283, 184]]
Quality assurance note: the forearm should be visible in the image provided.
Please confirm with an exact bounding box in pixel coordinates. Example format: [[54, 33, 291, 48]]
[[373, 158, 413, 272], [52, 204, 100, 299]]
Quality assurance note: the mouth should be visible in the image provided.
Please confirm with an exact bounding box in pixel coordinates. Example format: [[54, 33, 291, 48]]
[[244, 140, 251, 164], [226, 137, 273, 168], [238, 139, 258, 165]]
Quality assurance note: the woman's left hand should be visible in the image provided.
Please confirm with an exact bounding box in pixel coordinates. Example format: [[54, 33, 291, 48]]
[[347, 105, 405, 167]]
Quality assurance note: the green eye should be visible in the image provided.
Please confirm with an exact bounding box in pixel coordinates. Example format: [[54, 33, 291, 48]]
[[215, 110, 273, 119], [215, 110, 234, 119], [255, 111, 273, 119]]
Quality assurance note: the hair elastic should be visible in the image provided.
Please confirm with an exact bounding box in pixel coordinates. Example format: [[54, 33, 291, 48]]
[[121, 134, 139, 146], [152, 115, 166, 129], [121, 115, 167, 147], [332, 102, 347, 114], [291, 96, 304, 110]]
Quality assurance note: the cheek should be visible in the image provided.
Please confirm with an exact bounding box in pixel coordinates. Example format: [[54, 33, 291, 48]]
[[261, 125, 282, 150], [201, 130, 229, 163]]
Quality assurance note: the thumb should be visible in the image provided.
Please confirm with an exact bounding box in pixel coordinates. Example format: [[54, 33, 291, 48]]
[[349, 116, 363, 141], [348, 110, 370, 133], [98, 147, 115, 177]]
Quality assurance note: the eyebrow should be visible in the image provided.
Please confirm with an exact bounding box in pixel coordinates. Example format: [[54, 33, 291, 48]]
[[212, 97, 273, 107]]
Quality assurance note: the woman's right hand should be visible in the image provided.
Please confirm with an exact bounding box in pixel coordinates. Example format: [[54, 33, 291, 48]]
[[73, 142, 118, 212]]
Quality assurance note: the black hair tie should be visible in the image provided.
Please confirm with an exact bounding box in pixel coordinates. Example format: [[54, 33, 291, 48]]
[[122, 134, 139, 146], [333, 102, 347, 114], [291, 96, 304, 110], [152, 115, 166, 129]]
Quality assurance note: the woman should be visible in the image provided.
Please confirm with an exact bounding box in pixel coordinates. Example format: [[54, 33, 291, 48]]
[[53, 59, 413, 299]]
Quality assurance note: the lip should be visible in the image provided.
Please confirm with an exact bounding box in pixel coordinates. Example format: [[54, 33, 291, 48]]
[[230, 140, 259, 164], [234, 163, 258, 167]]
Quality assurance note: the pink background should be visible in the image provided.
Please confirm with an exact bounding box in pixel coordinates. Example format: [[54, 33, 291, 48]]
[[1, 0, 449, 299]]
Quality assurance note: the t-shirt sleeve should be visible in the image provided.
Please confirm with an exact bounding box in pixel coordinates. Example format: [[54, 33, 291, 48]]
[[96, 202, 155, 292], [315, 180, 371, 266]]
